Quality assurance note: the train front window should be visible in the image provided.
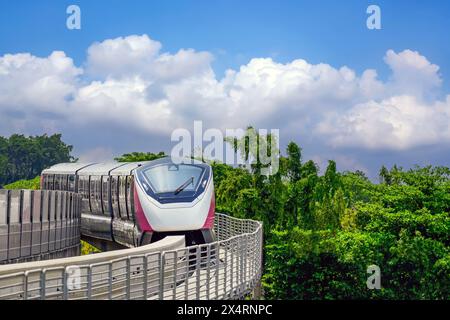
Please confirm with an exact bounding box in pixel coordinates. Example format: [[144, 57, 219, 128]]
[[142, 164, 203, 194]]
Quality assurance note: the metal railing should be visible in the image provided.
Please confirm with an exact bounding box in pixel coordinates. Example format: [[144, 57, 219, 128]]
[[0, 213, 263, 300]]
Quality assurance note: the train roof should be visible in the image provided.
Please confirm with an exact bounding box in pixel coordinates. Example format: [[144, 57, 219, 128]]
[[42, 161, 153, 176], [77, 163, 129, 175], [42, 162, 96, 175], [109, 162, 152, 175], [41, 157, 207, 176], [143, 157, 205, 166]]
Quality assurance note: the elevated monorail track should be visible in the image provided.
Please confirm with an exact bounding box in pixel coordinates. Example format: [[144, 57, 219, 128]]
[[0, 189, 263, 300]]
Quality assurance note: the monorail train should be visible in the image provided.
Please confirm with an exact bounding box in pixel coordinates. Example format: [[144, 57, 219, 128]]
[[40, 157, 215, 248]]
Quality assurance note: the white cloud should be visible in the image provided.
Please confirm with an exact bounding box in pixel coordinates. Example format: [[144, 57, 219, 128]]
[[86, 34, 213, 82], [384, 49, 442, 97], [0, 35, 449, 155], [78, 147, 115, 163], [0, 51, 81, 111], [317, 95, 450, 150], [86, 34, 162, 78]]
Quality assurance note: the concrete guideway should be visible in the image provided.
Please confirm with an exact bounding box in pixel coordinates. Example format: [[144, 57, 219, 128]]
[[0, 190, 82, 264], [0, 235, 185, 299], [0, 188, 263, 300]]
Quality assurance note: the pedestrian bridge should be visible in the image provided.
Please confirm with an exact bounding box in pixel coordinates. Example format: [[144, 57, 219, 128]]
[[0, 190, 263, 300]]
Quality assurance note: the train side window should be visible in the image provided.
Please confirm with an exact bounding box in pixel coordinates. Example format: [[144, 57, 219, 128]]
[[126, 175, 134, 222], [97, 177, 103, 215], [78, 176, 85, 197], [41, 175, 46, 190], [61, 174, 69, 191], [101, 175, 110, 216], [110, 176, 120, 218], [90, 176, 102, 214], [118, 176, 128, 219], [59, 174, 64, 190], [57, 175, 62, 190], [68, 175, 76, 192], [47, 175, 54, 190], [54, 175, 60, 190], [89, 176, 96, 213], [78, 175, 90, 212]]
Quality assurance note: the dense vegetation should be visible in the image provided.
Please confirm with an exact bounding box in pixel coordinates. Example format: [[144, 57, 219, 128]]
[[3, 176, 40, 190], [115, 151, 166, 162], [113, 130, 449, 299], [2, 132, 449, 299], [209, 134, 449, 300], [0, 134, 74, 187]]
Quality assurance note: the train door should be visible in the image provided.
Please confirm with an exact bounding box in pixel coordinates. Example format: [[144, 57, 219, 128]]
[[79, 174, 113, 241], [111, 175, 136, 247]]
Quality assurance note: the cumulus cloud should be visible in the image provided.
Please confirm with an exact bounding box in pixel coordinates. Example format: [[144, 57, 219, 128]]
[[315, 49, 449, 150], [0, 34, 449, 158], [384, 49, 442, 98], [0, 51, 81, 136], [317, 95, 450, 150], [78, 146, 115, 163], [86, 34, 213, 81], [0, 51, 81, 110]]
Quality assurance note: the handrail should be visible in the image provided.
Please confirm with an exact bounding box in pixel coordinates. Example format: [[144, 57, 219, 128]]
[[0, 213, 263, 300]]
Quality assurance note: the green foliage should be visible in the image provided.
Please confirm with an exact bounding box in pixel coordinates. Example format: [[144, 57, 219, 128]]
[[3, 176, 40, 190], [81, 241, 101, 255], [114, 151, 166, 162], [0, 134, 74, 187], [286, 141, 302, 182], [213, 132, 450, 300]]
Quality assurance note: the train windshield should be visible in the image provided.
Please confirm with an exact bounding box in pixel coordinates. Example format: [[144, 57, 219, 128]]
[[142, 164, 204, 194]]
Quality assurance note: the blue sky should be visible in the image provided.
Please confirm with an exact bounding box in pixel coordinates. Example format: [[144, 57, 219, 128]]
[[0, 0, 449, 178], [2, 0, 450, 83]]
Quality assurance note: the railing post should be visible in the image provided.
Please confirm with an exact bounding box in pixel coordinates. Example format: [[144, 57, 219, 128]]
[[87, 266, 92, 299], [108, 263, 113, 300], [243, 235, 248, 292], [23, 272, 28, 300], [184, 248, 189, 299], [40, 269, 46, 300], [143, 255, 148, 300], [172, 251, 178, 300], [206, 244, 211, 299], [215, 243, 220, 299], [126, 257, 131, 299], [63, 267, 68, 300], [158, 252, 164, 300], [196, 246, 200, 300]]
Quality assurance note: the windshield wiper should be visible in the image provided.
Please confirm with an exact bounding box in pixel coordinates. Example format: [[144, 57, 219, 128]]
[[174, 177, 194, 195]]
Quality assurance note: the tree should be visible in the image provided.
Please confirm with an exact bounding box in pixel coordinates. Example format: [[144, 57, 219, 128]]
[[286, 142, 302, 183], [0, 133, 74, 187], [379, 165, 392, 185], [114, 151, 166, 162]]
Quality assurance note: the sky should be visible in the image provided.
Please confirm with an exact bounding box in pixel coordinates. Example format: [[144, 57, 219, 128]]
[[0, 0, 449, 179]]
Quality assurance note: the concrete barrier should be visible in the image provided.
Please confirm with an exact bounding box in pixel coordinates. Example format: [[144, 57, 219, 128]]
[[0, 214, 263, 300], [0, 235, 185, 300], [0, 190, 81, 264]]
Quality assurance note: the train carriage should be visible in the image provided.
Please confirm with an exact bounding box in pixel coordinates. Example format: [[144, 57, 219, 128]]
[[41, 157, 216, 248]]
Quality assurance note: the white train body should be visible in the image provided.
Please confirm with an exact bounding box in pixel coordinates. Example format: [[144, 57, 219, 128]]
[[41, 158, 215, 247]]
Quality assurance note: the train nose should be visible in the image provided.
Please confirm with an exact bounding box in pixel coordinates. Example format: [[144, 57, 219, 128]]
[[134, 175, 214, 232]]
